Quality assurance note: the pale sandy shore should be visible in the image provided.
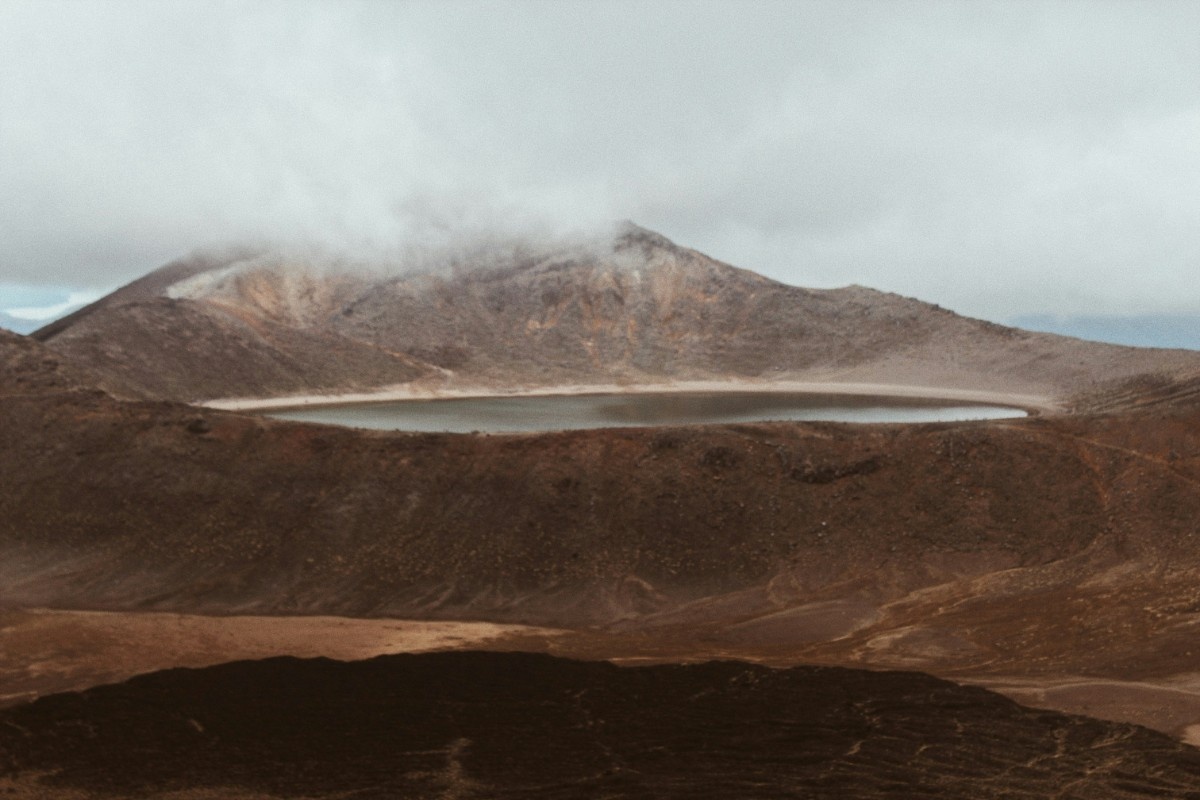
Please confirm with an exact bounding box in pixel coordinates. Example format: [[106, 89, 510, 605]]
[[203, 379, 1059, 414]]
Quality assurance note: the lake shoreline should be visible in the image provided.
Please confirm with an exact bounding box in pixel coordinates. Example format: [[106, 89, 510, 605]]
[[203, 379, 1059, 416], [248, 389, 1031, 433]]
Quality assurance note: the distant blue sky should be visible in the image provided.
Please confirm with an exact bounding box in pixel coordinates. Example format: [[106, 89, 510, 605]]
[[0, 283, 67, 308], [1011, 314, 1200, 351], [0, 283, 100, 334], [2, 1, 1199, 323]]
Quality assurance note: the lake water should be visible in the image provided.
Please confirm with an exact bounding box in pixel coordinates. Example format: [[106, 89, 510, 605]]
[[264, 392, 1026, 433]]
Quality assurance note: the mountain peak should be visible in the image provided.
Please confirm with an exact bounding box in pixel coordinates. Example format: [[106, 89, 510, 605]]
[[613, 220, 680, 252], [29, 227, 1200, 404]]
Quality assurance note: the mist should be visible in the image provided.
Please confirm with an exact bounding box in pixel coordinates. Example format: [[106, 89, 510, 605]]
[[3, 0, 1200, 321]]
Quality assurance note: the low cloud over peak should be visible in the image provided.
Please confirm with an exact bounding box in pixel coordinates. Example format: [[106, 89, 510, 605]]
[[3, 1, 1199, 321]]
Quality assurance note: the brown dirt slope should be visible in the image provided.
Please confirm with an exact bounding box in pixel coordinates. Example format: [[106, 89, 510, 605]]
[[5, 327, 1200, 642], [4, 652, 1200, 800], [32, 225, 1200, 403], [39, 295, 435, 400], [10, 316, 1200, 744], [0, 329, 135, 399]]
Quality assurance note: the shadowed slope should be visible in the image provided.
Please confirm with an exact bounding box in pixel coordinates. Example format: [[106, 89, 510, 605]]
[[4, 652, 1200, 799]]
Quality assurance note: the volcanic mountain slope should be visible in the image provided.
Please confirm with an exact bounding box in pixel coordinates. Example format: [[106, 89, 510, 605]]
[[0, 328, 135, 399], [5, 330, 1200, 672], [11, 315, 1200, 738], [33, 224, 1200, 403], [30, 249, 433, 401], [0, 350, 1167, 622], [5, 652, 1200, 800]]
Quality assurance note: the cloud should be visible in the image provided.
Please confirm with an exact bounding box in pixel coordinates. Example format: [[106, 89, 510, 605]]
[[4, 290, 102, 321], [2, 0, 1199, 320]]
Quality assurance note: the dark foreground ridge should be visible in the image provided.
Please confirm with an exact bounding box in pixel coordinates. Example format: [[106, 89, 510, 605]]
[[3, 652, 1200, 799]]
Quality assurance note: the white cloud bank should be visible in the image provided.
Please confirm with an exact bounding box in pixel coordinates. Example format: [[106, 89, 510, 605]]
[[4, 290, 102, 321], [2, 0, 1199, 320]]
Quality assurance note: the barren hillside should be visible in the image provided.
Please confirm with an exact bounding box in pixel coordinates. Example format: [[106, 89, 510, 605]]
[[6, 331, 1200, 679], [8, 306, 1200, 753], [10, 236, 1200, 768], [33, 225, 1200, 404]]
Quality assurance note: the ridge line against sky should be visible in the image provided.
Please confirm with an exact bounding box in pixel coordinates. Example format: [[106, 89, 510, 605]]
[[2, 0, 1199, 322]]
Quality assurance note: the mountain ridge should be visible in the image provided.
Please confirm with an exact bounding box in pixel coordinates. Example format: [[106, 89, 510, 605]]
[[9, 290, 1200, 743], [32, 225, 1200, 406]]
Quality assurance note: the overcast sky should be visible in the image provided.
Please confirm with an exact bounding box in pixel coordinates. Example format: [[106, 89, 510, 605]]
[[2, 0, 1199, 321]]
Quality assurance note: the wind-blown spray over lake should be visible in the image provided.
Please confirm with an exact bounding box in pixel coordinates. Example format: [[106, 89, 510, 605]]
[[264, 392, 1026, 433]]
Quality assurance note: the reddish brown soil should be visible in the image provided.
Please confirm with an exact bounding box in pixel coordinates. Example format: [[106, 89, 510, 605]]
[[6, 378, 1200, 631], [8, 324, 1200, 793]]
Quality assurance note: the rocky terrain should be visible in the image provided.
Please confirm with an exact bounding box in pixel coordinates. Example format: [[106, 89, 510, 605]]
[[7, 333, 1200, 633], [6, 652, 1200, 799], [30, 225, 1200, 405], [6, 325, 1200, 739], [8, 229, 1200, 796], [0, 328, 130, 399]]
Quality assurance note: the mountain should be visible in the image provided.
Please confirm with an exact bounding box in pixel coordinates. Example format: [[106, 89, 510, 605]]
[[32, 224, 1200, 405], [10, 230, 1200, 765], [0, 328, 132, 398], [7, 326, 1200, 739], [29, 247, 433, 401], [6, 652, 1200, 799]]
